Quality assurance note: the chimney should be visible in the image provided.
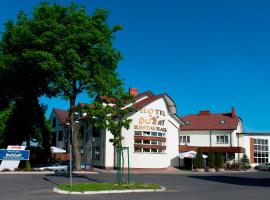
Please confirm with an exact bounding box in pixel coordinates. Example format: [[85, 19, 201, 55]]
[[129, 88, 138, 96], [232, 107, 236, 118], [199, 110, 210, 115]]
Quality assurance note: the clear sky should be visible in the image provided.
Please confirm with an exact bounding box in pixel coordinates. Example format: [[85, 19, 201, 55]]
[[0, 0, 270, 132]]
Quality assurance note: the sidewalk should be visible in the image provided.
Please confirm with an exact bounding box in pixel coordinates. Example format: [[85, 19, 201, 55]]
[[93, 167, 257, 175]]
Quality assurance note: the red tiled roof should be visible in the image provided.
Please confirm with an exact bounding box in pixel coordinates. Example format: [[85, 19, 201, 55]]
[[54, 108, 68, 124], [133, 94, 163, 110], [77, 102, 95, 108], [181, 111, 240, 131]]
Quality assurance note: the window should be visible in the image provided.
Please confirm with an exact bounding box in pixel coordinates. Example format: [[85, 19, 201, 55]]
[[143, 148, 150, 153], [216, 135, 229, 144], [143, 131, 151, 136], [254, 139, 269, 164], [180, 136, 190, 143], [151, 132, 158, 137], [220, 120, 225, 124], [135, 140, 142, 144], [134, 131, 166, 154], [135, 147, 142, 152], [52, 117, 56, 128], [151, 149, 157, 153], [58, 131, 63, 141], [135, 131, 142, 136], [151, 140, 158, 145], [143, 140, 150, 144]]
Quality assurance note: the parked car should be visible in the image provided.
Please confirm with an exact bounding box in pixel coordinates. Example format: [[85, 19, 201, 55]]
[[38, 161, 69, 173], [255, 163, 270, 171]]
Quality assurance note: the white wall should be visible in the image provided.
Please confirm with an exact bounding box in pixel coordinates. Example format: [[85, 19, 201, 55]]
[[104, 98, 180, 169]]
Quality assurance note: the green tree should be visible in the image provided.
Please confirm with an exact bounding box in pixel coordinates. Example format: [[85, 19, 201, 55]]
[[194, 148, 205, 169], [84, 88, 134, 183], [0, 5, 57, 150], [241, 154, 250, 170], [1, 2, 123, 170], [208, 150, 215, 169], [215, 152, 224, 168], [0, 105, 13, 145], [29, 2, 122, 170]]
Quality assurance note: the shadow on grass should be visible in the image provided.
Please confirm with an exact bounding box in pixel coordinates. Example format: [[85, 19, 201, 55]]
[[188, 175, 270, 187]]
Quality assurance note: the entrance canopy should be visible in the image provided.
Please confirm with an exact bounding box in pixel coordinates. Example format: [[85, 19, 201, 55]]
[[179, 150, 208, 159]]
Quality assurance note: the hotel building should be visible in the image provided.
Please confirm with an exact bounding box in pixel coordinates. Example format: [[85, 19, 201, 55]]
[[50, 89, 185, 169], [50, 89, 270, 169]]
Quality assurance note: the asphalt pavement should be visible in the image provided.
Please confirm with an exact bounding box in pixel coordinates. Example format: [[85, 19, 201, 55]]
[[0, 170, 270, 200]]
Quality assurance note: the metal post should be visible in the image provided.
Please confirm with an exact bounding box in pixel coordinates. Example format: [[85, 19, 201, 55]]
[[127, 147, 130, 184], [69, 144, 72, 190], [117, 147, 122, 184], [69, 126, 73, 190], [90, 139, 94, 170]]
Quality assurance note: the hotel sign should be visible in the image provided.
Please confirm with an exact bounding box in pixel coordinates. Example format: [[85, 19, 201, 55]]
[[134, 108, 167, 132], [0, 149, 30, 160]]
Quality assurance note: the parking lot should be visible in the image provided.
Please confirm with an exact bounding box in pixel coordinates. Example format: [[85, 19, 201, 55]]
[[0, 171, 270, 200]]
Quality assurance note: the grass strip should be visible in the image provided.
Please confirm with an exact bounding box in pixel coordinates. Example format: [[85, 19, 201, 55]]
[[57, 182, 161, 192]]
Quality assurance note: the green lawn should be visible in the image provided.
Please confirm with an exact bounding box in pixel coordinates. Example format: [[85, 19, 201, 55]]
[[57, 182, 161, 192]]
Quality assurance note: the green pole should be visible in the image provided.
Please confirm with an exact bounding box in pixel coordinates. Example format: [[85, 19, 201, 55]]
[[127, 147, 130, 184], [117, 147, 122, 184]]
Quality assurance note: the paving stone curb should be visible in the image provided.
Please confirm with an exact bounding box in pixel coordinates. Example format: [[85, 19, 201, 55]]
[[0, 171, 98, 175], [53, 185, 166, 195]]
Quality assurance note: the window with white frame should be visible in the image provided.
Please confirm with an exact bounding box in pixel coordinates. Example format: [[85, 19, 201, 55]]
[[254, 139, 269, 164], [216, 135, 229, 144], [180, 136, 190, 143], [134, 131, 166, 153]]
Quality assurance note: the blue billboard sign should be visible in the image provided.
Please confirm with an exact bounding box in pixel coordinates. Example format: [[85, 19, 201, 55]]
[[0, 149, 30, 160]]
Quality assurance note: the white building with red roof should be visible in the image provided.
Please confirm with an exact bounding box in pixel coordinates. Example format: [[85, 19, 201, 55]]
[[180, 108, 245, 162], [50, 88, 185, 169]]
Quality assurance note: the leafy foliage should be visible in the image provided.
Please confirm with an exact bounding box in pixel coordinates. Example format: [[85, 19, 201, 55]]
[[208, 150, 215, 168], [194, 148, 205, 168], [215, 152, 224, 168], [0, 105, 13, 145], [0, 1, 124, 169], [241, 154, 249, 164], [84, 88, 134, 147], [241, 153, 251, 170]]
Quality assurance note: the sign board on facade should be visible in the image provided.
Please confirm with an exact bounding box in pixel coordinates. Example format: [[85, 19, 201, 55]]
[[0, 149, 30, 160], [134, 108, 167, 132]]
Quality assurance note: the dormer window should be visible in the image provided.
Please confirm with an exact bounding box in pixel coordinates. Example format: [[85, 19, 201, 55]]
[[220, 120, 225, 124], [186, 121, 190, 125]]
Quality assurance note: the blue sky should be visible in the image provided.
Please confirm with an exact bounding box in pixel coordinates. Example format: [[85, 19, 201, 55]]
[[1, 0, 270, 132]]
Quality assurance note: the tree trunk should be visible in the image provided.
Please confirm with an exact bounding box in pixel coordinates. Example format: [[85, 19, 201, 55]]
[[70, 98, 81, 171]]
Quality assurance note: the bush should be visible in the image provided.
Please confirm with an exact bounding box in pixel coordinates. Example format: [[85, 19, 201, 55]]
[[241, 154, 249, 164], [215, 153, 224, 168], [194, 149, 205, 168], [208, 151, 215, 168], [25, 160, 31, 171], [240, 154, 251, 170]]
